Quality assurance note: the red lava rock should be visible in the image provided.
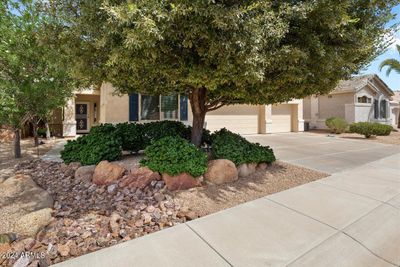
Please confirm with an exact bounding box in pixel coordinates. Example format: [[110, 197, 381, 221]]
[[162, 173, 201, 191], [119, 167, 161, 189], [12, 159, 188, 266]]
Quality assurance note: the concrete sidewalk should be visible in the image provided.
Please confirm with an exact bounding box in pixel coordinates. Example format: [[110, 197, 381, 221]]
[[54, 153, 400, 267], [41, 140, 67, 162]]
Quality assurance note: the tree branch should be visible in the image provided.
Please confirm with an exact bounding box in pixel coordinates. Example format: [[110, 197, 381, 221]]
[[206, 102, 226, 112]]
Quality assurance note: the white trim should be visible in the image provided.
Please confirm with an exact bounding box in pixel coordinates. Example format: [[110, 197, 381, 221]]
[[75, 101, 90, 133]]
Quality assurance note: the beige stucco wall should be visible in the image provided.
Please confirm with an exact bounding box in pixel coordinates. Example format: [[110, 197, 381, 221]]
[[100, 83, 129, 123], [303, 97, 311, 121], [318, 93, 354, 119]]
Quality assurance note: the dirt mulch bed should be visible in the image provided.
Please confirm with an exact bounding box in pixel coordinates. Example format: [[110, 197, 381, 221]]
[[174, 161, 329, 217], [0, 138, 62, 171], [309, 129, 400, 145]]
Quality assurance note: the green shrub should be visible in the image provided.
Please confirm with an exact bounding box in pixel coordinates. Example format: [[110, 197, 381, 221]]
[[140, 121, 191, 145], [140, 136, 208, 177], [349, 122, 392, 138], [61, 121, 212, 165], [325, 117, 348, 134], [115, 123, 144, 152], [61, 126, 122, 165], [211, 128, 276, 165], [89, 123, 116, 135]]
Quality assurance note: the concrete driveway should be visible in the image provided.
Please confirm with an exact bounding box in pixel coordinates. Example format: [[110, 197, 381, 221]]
[[246, 132, 400, 174]]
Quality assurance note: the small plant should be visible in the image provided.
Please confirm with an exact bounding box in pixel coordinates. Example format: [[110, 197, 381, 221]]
[[211, 128, 275, 165], [349, 122, 392, 138], [140, 136, 208, 177], [325, 117, 348, 134]]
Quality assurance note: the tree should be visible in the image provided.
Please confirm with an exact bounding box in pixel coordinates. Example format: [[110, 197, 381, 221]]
[[0, 0, 73, 157], [55, 0, 396, 145], [380, 44, 400, 76]]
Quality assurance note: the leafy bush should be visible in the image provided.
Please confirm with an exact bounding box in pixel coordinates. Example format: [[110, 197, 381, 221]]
[[140, 121, 190, 145], [325, 117, 348, 134], [140, 136, 208, 177], [349, 122, 392, 138], [61, 125, 122, 165], [61, 121, 212, 165], [115, 123, 144, 152], [211, 128, 276, 165]]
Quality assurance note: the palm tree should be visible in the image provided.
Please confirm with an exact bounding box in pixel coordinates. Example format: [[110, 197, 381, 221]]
[[379, 44, 400, 76]]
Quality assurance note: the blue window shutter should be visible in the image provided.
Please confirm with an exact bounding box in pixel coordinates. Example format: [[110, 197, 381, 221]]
[[180, 95, 188, 121], [129, 93, 139, 121]]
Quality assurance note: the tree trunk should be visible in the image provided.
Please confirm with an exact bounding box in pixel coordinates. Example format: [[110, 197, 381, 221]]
[[14, 129, 21, 158], [33, 120, 39, 147], [45, 122, 51, 139], [189, 87, 207, 146]]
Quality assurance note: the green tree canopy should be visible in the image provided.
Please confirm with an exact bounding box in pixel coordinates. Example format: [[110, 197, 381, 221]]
[[0, 0, 74, 155], [54, 0, 396, 145]]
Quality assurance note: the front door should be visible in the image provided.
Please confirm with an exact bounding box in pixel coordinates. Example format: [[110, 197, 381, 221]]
[[76, 103, 89, 133]]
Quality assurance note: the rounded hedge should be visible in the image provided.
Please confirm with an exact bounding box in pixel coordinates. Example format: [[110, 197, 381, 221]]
[[211, 128, 276, 165], [60, 126, 122, 165], [140, 136, 208, 177], [349, 122, 392, 138], [325, 117, 348, 134]]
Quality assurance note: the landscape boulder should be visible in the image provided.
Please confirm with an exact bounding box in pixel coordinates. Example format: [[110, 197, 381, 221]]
[[237, 163, 257, 177], [256, 162, 269, 171], [162, 173, 201, 191], [204, 159, 238, 185], [13, 208, 53, 237], [92, 161, 125, 185], [0, 174, 53, 236], [119, 167, 161, 189], [75, 165, 96, 183]]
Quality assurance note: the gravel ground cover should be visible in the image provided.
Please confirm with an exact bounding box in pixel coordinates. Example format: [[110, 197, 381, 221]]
[[0, 158, 328, 266]]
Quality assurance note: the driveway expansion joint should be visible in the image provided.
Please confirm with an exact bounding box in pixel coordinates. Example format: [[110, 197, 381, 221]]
[[185, 223, 234, 267]]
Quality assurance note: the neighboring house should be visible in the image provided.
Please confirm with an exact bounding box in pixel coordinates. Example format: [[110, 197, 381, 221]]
[[303, 74, 399, 129], [51, 82, 304, 137]]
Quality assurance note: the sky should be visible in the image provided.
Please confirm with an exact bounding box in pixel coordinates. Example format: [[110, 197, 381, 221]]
[[361, 5, 400, 91]]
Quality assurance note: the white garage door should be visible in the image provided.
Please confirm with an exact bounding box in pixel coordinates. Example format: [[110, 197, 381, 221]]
[[205, 105, 259, 134], [270, 104, 292, 133]]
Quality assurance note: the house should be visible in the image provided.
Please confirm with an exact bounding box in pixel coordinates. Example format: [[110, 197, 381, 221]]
[[51, 82, 304, 137], [303, 74, 399, 129]]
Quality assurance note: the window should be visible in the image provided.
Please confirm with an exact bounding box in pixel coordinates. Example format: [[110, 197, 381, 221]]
[[357, 96, 371, 103], [136, 94, 185, 121], [141, 95, 160, 120], [374, 99, 379, 119], [161, 94, 178, 119], [380, 100, 387, 119]]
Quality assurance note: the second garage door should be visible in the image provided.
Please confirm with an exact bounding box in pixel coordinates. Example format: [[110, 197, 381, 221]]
[[270, 104, 292, 133], [205, 105, 259, 134]]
